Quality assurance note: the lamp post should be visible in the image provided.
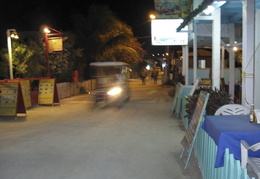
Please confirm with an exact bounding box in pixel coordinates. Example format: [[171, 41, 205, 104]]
[[150, 14, 156, 19], [44, 27, 51, 77], [7, 29, 19, 79]]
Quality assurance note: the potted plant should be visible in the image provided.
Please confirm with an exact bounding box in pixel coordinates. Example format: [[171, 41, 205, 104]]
[[185, 86, 232, 123]]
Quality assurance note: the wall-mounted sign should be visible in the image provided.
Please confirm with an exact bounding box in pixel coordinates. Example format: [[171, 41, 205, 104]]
[[48, 37, 63, 52]]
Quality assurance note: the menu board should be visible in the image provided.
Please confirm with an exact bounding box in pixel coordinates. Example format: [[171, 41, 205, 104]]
[[38, 79, 59, 105], [7, 79, 32, 108], [0, 82, 26, 117], [20, 80, 32, 108], [181, 91, 209, 150], [180, 91, 209, 169]]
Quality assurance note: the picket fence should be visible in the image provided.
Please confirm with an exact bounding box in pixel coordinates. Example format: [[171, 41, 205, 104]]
[[194, 124, 255, 179]]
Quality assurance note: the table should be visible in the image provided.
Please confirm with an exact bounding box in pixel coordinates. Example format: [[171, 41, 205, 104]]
[[201, 115, 260, 168]]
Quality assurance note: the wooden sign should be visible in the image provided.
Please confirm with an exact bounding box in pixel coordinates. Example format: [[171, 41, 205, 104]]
[[7, 79, 32, 108], [0, 82, 26, 117], [48, 37, 63, 52], [38, 79, 59, 105], [20, 80, 32, 108], [180, 91, 209, 169]]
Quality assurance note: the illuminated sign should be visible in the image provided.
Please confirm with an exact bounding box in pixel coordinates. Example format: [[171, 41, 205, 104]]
[[151, 19, 188, 46], [48, 37, 63, 52]]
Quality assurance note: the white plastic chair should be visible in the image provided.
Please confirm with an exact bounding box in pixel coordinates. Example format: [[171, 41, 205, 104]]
[[241, 140, 260, 178], [214, 104, 250, 115]]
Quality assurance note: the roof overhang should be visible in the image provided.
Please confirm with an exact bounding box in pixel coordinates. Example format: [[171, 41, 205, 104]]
[[177, 0, 246, 32]]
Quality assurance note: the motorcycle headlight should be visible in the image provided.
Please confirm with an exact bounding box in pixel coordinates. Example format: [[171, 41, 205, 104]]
[[107, 87, 122, 96]]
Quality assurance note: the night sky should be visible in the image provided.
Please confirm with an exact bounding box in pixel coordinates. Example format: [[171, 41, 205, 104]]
[[0, 0, 168, 53]]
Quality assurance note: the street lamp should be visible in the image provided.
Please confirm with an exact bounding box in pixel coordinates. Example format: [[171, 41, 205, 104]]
[[44, 28, 50, 33], [7, 29, 19, 79], [43, 27, 51, 77], [233, 46, 238, 51], [150, 14, 156, 19]]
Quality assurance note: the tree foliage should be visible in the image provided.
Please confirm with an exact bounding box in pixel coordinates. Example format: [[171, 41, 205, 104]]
[[0, 33, 84, 82], [12, 41, 34, 77], [0, 41, 38, 79], [185, 87, 232, 123], [49, 36, 84, 82], [0, 4, 146, 81], [0, 48, 9, 79], [0, 32, 47, 79], [72, 5, 146, 67]]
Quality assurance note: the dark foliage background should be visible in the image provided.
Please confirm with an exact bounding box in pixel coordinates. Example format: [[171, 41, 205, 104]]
[[185, 87, 233, 122]]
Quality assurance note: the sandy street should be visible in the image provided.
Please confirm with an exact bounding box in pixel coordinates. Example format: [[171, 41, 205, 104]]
[[0, 80, 202, 179]]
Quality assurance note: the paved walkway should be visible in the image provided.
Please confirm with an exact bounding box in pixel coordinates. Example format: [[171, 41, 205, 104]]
[[0, 80, 202, 179]]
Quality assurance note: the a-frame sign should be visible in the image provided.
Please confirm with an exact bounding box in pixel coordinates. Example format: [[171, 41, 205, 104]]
[[38, 78, 59, 105], [0, 82, 26, 117]]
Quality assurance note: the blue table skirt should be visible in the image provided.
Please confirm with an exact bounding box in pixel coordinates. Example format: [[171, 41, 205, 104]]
[[201, 115, 260, 167]]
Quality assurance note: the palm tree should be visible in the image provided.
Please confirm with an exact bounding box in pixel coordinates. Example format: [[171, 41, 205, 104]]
[[72, 5, 146, 66]]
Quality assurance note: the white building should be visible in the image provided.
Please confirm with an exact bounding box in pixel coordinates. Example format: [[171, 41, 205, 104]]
[[177, 0, 260, 108]]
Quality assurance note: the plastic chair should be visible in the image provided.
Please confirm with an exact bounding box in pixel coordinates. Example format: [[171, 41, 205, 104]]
[[241, 140, 260, 178], [214, 104, 250, 115]]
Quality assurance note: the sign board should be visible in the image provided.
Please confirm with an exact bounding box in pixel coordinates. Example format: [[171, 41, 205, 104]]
[[38, 79, 59, 105], [20, 80, 32, 108], [48, 37, 63, 52], [154, 0, 192, 18], [0, 82, 26, 117], [7, 79, 32, 108], [151, 19, 188, 46], [180, 91, 209, 169]]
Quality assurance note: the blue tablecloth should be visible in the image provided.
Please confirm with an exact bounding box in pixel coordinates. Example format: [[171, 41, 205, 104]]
[[201, 115, 260, 168]]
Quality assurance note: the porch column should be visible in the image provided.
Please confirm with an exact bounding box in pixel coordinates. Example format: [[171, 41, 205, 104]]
[[182, 45, 189, 85], [242, 0, 254, 107], [212, 7, 221, 90], [193, 23, 198, 84], [221, 46, 225, 78], [228, 23, 235, 101], [255, 9, 260, 108]]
